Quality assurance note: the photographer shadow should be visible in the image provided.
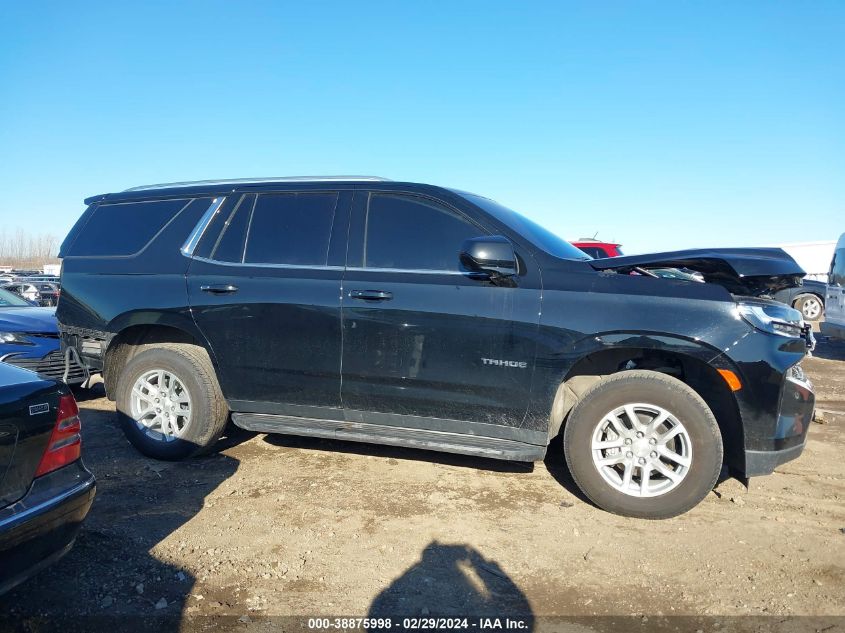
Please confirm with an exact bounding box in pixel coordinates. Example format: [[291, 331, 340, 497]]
[[368, 541, 534, 630]]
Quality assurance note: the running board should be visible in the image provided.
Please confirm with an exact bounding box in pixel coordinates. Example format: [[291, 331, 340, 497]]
[[231, 413, 546, 462]]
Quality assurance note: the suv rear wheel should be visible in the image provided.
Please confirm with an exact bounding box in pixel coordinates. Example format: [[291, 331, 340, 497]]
[[115, 343, 228, 460], [563, 370, 723, 519]]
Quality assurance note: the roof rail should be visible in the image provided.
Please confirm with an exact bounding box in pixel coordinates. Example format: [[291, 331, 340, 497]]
[[123, 176, 391, 192]]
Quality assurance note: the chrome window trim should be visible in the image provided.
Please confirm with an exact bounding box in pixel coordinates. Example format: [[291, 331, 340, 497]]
[[190, 255, 344, 271], [185, 256, 464, 276], [345, 266, 466, 276], [180, 197, 227, 257]]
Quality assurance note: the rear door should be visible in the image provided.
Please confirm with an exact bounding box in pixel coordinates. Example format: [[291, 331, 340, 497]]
[[188, 189, 351, 415], [340, 190, 542, 438]]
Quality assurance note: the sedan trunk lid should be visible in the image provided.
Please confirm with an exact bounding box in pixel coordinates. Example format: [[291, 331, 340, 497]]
[[0, 363, 60, 508]]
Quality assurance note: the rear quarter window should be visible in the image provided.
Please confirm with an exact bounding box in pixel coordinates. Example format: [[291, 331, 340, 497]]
[[65, 198, 191, 257]]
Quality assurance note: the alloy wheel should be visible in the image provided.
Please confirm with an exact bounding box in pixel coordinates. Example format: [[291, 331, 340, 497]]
[[591, 403, 693, 498], [129, 369, 192, 442], [801, 297, 822, 320]]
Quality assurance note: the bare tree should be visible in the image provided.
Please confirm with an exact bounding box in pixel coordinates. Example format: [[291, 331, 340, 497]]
[[0, 228, 61, 270]]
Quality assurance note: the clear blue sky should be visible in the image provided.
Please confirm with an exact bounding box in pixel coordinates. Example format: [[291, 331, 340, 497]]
[[1, 1, 842, 254]]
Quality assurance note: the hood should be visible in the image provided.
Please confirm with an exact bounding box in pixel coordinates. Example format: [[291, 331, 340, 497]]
[[0, 307, 58, 333], [588, 247, 805, 295]]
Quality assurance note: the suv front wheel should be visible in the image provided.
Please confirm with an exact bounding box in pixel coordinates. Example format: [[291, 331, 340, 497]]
[[115, 343, 229, 460], [563, 370, 723, 519]]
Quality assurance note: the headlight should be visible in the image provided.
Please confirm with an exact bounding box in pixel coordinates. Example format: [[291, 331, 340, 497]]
[[0, 331, 31, 344], [737, 302, 803, 338]]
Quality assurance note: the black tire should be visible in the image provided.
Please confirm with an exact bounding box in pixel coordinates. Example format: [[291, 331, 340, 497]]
[[563, 370, 722, 519], [115, 343, 229, 460], [793, 294, 824, 321]]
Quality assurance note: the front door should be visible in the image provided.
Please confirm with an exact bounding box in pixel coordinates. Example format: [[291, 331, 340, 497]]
[[340, 191, 541, 438], [188, 190, 350, 413]]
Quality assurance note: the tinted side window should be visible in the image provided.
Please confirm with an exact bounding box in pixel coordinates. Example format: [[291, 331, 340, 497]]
[[67, 199, 190, 257], [244, 193, 338, 265], [210, 195, 254, 262], [832, 249, 845, 286], [365, 194, 485, 271]]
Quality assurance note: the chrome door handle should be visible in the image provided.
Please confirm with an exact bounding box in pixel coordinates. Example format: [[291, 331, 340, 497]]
[[349, 289, 393, 301], [200, 284, 239, 294]]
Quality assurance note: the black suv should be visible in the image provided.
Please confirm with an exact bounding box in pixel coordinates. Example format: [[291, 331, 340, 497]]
[[56, 177, 815, 518]]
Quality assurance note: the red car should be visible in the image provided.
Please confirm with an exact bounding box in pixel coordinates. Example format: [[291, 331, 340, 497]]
[[570, 239, 623, 259]]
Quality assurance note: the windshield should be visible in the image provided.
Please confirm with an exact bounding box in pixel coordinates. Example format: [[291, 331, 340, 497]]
[[461, 194, 590, 260], [0, 288, 32, 307]]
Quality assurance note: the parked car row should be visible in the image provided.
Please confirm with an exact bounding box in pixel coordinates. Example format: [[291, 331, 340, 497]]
[[0, 272, 62, 308], [0, 281, 61, 307]]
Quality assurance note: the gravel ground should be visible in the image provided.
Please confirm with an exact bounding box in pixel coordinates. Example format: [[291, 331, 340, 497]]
[[2, 339, 844, 632]]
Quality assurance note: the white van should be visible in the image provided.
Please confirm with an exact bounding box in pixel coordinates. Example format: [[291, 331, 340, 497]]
[[821, 233, 845, 340]]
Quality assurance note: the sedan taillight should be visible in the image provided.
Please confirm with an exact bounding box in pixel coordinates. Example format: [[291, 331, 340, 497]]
[[34, 394, 82, 477]]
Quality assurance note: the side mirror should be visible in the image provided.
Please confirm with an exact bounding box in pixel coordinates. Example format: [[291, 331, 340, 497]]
[[460, 236, 518, 278]]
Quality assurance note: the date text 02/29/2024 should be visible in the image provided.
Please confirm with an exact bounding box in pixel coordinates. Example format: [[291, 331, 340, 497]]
[[307, 617, 531, 630]]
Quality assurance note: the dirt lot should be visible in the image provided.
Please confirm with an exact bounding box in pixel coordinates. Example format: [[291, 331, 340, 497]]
[[2, 339, 845, 632]]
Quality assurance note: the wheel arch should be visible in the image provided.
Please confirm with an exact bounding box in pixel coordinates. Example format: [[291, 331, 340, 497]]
[[103, 316, 217, 400], [792, 291, 824, 303], [791, 292, 825, 316], [546, 335, 745, 472]]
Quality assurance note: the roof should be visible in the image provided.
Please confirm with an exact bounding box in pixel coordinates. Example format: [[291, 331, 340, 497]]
[[122, 176, 391, 192], [83, 176, 485, 206]]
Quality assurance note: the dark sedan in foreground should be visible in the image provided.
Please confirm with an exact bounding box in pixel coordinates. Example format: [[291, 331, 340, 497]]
[[0, 362, 95, 594]]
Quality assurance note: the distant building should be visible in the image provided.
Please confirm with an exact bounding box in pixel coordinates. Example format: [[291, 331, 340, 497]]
[[774, 241, 835, 282]]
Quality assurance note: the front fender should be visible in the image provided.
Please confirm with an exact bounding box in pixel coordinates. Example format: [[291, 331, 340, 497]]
[[525, 329, 746, 434]]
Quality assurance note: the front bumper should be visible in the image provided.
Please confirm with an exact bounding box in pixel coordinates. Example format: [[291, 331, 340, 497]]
[[743, 370, 815, 476], [1, 349, 87, 385], [745, 441, 807, 477], [0, 460, 96, 595]]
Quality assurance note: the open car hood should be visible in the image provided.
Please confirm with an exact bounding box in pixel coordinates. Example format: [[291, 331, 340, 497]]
[[588, 247, 805, 295]]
